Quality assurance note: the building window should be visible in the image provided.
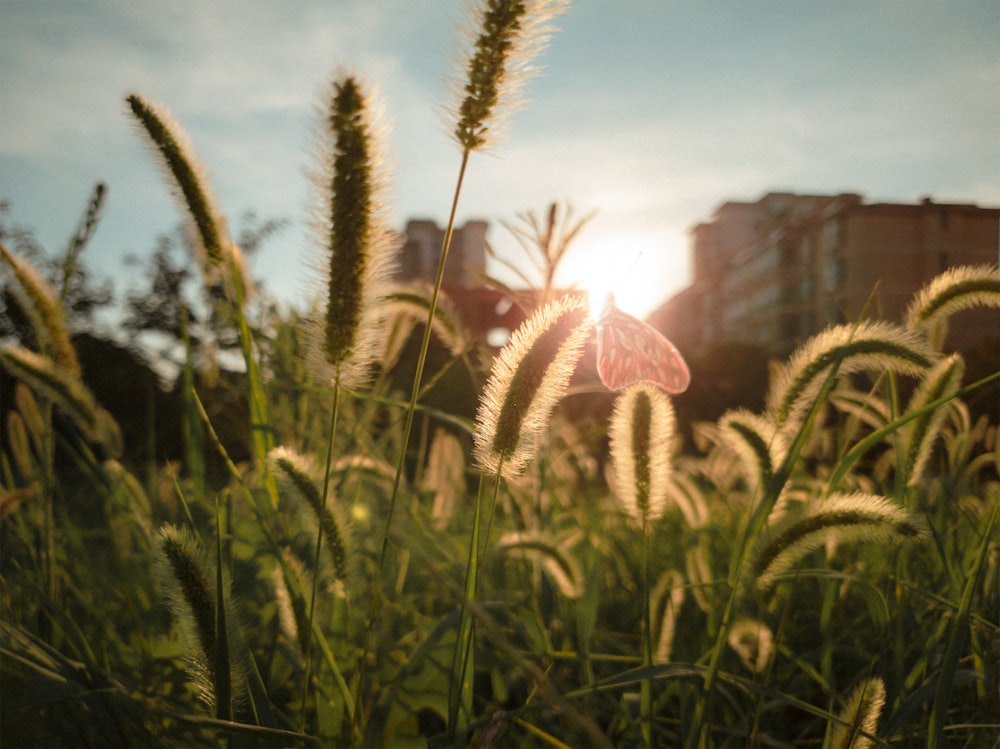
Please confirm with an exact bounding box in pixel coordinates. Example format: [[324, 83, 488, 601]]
[[824, 257, 843, 288], [822, 220, 840, 252]]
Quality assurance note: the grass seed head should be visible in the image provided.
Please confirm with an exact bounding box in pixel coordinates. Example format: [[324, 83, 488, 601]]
[[767, 321, 937, 427], [474, 294, 592, 479], [727, 618, 774, 674], [752, 493, 927, 591], [451, 0, 568, 151], [906, 264, 1000, 344], [609, 382, 675, 525], [719, 408, 787, 494], [0, 347, 122, 456], [126, 94, 229, 278], [307, 75, 398, 389], [900, 354, 965, 486], [830, 677, 886, 749], [270, 447, 353, 584], [156, 525, 218, 708], [0, 241, 80, 378]]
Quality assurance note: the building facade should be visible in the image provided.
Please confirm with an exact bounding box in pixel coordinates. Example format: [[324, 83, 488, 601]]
[[654, 192, 1000, 358], [396, 218, 526, 344], [398, 219, 488, 287]]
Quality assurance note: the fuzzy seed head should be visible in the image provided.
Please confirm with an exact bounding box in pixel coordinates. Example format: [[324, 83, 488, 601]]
[[269, 446, 353, 583], [381, 283, 469, 366], [719, 409, 787, 492], [1, 241, 80, 378], [753, 493, 926, 590], [423, 428, 467, 531], [767, 321, 937, 426], [830, 678, 886, 749], [307, 75, 397, 389], [125, 93, 229, 275], [155, 525, 218, 706], [900, 354, 965, 486], [0, 346, 121, 456], [474, 294, 592, 479], [451, 0, 568, 150], [497, 529, 584, 598], [609, 382, 675, 524], [727, 618, 774, 674], [906, 264, 1000, 334]]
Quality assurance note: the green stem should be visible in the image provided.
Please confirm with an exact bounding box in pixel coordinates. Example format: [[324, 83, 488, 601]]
[[450, 459, 505, 743], [449, 471, 487, 741], [228, 257, 278, 506], [378, 147, 471, 575], [641, 519, 653, 747], [300, 379, 341, 730]]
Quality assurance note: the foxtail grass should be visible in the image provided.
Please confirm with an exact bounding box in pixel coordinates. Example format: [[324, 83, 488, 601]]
[[59, 182, 107, 304], [450, 294, 590, 740], [125, 92, 273, 486], [307, 73, 398, 734], [651, 571, 685, 665], [380, 283, 469, 371], [307, 75, 397, 391], [0, 241, 80, 378], [898, 354, 965, 487], [5, 408, 34, 484], [451, 0, 568, 152], [718, 409, 788, 494], [750, 493, 925, 591], [608, 382, 677, 746], [0, 241, 76, 611], [270, 446, 354, 586], [496, 529, 585, 599], [125, 94, 231, 279], [381, 0, 569, 587], [155, 524, 245, 717], [830, 677, 886, 749], [609, 382, 676, 524], [473, 295, 592, 478], [423, 427, 467, 531], [727, 618, 774, 674], [0, 347, 121, 457], [766, 321, 936, 427], [696, 316, 940, 746], [905, 264, 1000, 348]]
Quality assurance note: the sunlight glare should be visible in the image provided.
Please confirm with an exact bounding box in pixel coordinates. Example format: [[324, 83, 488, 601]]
[[555, 228, 689, 321]]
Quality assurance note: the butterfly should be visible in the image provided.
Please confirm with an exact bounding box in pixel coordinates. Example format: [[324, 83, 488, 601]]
[[596, 294, 690, 394]]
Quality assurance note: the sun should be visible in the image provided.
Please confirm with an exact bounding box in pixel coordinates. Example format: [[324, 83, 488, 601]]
[[554, 227, 689, 322]]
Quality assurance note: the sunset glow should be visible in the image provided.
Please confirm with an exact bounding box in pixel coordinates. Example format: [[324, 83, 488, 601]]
[[550, 226, 690, 321]]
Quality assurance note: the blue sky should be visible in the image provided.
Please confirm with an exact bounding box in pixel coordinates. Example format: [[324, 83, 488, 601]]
[[2, 0, 998, 320]]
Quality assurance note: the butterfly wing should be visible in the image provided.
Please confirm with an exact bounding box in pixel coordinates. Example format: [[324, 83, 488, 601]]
[[597, 306, 690, 393]]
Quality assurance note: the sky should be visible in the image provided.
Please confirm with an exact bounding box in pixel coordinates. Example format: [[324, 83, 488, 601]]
[[2, 0, 999, 324]]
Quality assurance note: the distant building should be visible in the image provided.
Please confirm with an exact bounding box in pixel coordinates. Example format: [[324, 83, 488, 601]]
[[397, 218, 525, 345], [399, 219, 488, 287], [653, 192, 1000, 358]]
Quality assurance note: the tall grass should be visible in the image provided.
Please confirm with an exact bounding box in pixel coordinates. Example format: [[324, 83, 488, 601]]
[[2, 3, 999, 747]]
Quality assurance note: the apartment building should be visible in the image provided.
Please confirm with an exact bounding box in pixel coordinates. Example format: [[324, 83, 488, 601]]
[[654, 192, 1000, 358]]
